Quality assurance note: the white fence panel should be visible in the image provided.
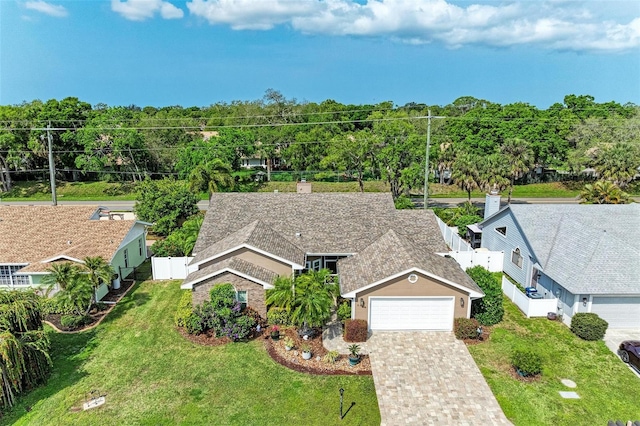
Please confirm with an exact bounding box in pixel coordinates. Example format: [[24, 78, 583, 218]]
[[501, 276, 557, 318], [446, 250, 503, 272], [434, 216, 472, 252], [152, 257, 194, 280]]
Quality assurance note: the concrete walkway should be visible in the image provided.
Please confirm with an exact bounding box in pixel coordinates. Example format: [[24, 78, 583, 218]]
[[367, 332, 511, 425], [604, 328, 640, 378]]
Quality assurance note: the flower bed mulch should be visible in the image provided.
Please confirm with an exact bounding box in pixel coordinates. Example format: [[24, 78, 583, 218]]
[[264, 327, 371, 376], [45, 280, 137, 333], [176, 325, 372, 375]]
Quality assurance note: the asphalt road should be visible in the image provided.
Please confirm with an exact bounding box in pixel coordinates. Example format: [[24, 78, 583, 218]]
[[0, 196, 609, 211]]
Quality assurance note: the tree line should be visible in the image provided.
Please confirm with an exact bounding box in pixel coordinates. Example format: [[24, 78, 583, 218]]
[[1, 91, 638, 198]]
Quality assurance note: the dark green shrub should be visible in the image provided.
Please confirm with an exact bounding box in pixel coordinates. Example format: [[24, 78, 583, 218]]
[[394, 195, 414, 209], [344, 319, 368, 342], [511, 349, 543, 377], [337, 302, 351, 322], [185, 312, 203, 335], [174, 291, 193, 327], [267, 307, 291, 326], [243, 307, 267, 329], [209, 284, 236, 311], [60, 314, 90, 329], [222, 315, 255, 340], [193, 303, 220, 333], [454, 317, 480, 340], [454, 215, 483, 237], [570, 313, 609, 341], [468, 266, 504, 325]]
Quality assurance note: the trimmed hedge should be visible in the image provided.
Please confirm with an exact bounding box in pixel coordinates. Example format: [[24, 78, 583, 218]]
[[344, 319, 368, 342], [174, 291, 193, 327], [454, 317, 480, 340], [570, 313, 609, 341], [467, 266, 504, 325], [511, 349, 543, 377]]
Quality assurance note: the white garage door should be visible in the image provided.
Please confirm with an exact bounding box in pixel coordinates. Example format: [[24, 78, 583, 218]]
[[591, 297, 640, 329], [369, 297, 454, 331]]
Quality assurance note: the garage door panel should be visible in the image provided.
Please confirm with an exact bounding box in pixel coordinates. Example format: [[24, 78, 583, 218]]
[[591, 297, 640, 329], [369, 297, 454, 331]]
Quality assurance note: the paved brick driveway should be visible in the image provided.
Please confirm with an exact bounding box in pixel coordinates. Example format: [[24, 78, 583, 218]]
[[367, 332, 512, 425]]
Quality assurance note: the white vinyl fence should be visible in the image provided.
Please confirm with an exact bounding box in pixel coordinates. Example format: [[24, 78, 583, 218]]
[[434, 215, 472, 252], [152, 257, 194, 280], [445, 250, 503, 272], [502, 276, 557, 318]]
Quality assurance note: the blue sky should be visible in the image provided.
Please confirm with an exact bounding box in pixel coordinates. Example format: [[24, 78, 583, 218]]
[[2, 0, 639, 109]]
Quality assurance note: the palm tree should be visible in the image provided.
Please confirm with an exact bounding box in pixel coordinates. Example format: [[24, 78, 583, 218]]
[[290, 269, 334, 328], [501, 138, 534, 203], [41, 262, 79, 295], [0, 290, 51, 408], [580, 180, 630, 204], [452, 154, 480, 201], [188, 158, 235, 198], [180, 215, 204, 256], [82, 256, 114, 315], [266, 275, 296, 313]]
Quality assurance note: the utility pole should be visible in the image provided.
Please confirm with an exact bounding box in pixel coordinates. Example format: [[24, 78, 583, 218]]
[[47, 123, 57, 206], [423, 110, 431, 210], [423, 110, 445, 210]]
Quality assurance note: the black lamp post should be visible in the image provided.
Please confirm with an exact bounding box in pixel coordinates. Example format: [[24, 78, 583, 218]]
[[339, 388, 344, 420]]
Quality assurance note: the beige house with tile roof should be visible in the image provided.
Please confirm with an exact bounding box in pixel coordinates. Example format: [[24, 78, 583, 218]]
[[0, 205, 149, 299], [183, 192, 483, 330]]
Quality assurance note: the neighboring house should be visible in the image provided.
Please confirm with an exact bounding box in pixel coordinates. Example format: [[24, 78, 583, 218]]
[[480, 202, 640, 328], [0, 205, 149, 299], [182, 190, 483, 332]]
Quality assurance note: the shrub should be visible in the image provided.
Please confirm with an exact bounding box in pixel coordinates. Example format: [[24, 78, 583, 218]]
[[454, 317, 480, 340], [267, 307, 291, 326], [467, 266, 504, 325], [193, 303, 219, 333], [221, 315, 255, 341], [337, 302, 351, 322], [60, 314, 90, 329], [511, 349, 543, 377], [323, 350, 339, 364], [185, 312, 203, 335], [394, 195, 414, 209], [174, 291, 193, 327], [209, 284, 236, 311], [344, 319, 368, 342], [570, 313, 609, 341], [243, 306, 267, 329], [41, 297, 75, 315]]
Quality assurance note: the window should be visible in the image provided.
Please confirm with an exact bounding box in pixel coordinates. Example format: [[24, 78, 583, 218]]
[[0, 265, 29, 286], [138, 238, 144, 257], [236, 291, 248, 310], [495, 226, 507, 236], [511, 248, 523, 268], [124, 249, 129, 268]]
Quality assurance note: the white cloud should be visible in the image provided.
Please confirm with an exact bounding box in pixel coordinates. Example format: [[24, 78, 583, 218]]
[[185, 0, 640, 53], [25, 0, 68, 18], [111, 0, 184, 21]]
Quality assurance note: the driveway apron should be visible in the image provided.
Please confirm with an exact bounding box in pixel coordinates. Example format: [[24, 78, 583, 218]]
[[367, 332, 511, 425]]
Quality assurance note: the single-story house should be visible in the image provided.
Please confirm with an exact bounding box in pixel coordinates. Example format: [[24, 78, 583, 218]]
[[0, 205, 149, 299], [480, 202, 640, 329], [182, 190, 483, 332]]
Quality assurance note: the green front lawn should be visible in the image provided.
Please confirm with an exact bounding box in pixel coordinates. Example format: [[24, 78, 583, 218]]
[[468, 300, 640, 425], [4, 280, 379, 425]]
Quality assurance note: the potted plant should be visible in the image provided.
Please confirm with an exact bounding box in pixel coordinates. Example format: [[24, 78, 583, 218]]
[[301, 343, 312, 360], [348, 344, 361, 366], [283, 336, 295, 351], [270, 325, 280, 340]]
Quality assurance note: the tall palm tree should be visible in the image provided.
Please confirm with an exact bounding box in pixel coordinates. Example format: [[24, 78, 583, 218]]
[[501, 138, 534, 203], [452, 154, 480, 201], [580, 180, 630, 204], [188, 158, 235, 198], [265, 275, 296, 313], [82, 256, 114, 315], [180, 215, 204, 256]]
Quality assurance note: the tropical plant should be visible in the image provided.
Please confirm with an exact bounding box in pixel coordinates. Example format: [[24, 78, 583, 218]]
[[452, 153, 481, 201], [188, 158, 235, 197], [82, 256, 114, 315], [41, 263, 93, 316], [347, 344, 361, 358], [0, 290, 52, 408], [580, 180, 630, 204], [283, 336, 295, 349], [323, 350, 339, 364], [301, 343, 311, 354], [501, 138, 534, 203]]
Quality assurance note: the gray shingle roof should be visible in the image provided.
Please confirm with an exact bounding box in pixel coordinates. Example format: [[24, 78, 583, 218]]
[[194, 193, 447, 256], [191, 220, 306, 267], [508, 204, 640, 295], [339, 229, 483, 296], [183, 256, 279, 288]]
